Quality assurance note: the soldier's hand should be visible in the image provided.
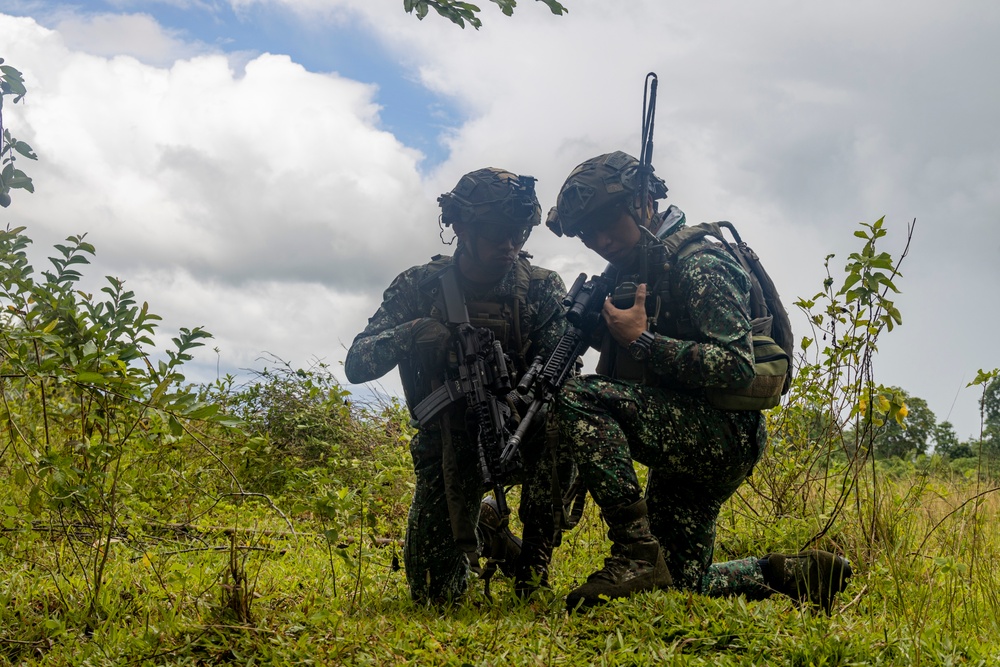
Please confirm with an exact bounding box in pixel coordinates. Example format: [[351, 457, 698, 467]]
[[409, 318, 451, 365], [602, 283, 648, 347]]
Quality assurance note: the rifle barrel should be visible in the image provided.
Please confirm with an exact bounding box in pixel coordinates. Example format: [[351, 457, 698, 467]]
[[500, 397, 543, 465]]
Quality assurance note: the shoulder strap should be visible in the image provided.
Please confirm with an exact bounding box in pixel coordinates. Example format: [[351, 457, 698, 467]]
[[659, 223, 719, 258], [711, 221, 793, 359], [511, 257, 531, 365], [662, 221, 795, 393], [420, 255, 456, 323]]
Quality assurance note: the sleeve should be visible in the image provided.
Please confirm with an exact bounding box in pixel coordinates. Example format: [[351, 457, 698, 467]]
[[525, 270, 569, 363], [343, 268, 424, 384], [646, 250, 756, 390]]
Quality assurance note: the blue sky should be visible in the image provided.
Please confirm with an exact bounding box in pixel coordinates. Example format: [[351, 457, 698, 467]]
[[2, 1, 999, 441], [7, 0, 460, 164], [145, 1, 459, 163]]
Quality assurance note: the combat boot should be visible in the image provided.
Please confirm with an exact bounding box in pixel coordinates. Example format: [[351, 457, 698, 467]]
[[474, 496, 522, 578], [513, 526, 553, 597], [565, 499, 672, 611], [761, 550, 853, 612]]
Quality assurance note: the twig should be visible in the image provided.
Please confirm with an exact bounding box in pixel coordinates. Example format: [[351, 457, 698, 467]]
[[132, 545, 285, 559]]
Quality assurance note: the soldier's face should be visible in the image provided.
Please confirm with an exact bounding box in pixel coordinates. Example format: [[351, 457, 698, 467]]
[[578, 208, 642, 266], [455, 223, 526, 282]]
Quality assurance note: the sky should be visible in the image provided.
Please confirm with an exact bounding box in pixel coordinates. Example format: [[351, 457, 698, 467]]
[[2, 1, 998, 442]]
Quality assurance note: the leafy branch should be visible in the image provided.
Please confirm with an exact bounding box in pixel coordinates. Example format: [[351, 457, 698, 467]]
[[403, 0, 567, 29], [0, 58, 37, 208]]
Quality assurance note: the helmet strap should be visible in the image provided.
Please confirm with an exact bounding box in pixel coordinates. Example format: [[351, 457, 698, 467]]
[[455, 228, 480, 265]]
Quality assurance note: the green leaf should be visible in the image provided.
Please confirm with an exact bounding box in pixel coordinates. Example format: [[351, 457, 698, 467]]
[[27, 484, 42, 516], [539, 0, 567, 15], [75, 372, 107, 385], [841, 271, 862, 292], [185, 403, 220, 420], [880, 276, 900, 293], [149, 377, 172, 406], [6, 169, 33, 192], [490, 0, 516, 17], [968, 368, 999, 387], [870, 255, 894, 270], [211, 415, 247, 429], [14, 141, 37, 160]]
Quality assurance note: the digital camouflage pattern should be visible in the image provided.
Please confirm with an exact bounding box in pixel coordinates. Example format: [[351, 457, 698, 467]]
[[701, 557, 768, 598], [345, 254, 570, 603], [555, 216, 771, 595], [344, 255, 566, 392]]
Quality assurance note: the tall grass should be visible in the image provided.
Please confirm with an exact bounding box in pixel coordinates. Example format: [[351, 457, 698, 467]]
[[2, 221, 999, 665]]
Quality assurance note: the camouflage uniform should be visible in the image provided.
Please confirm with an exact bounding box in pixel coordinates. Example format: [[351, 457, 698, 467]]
[[551, 152, 851, 610], [345, 253, 570, 602], [556, 212, 770, 595]]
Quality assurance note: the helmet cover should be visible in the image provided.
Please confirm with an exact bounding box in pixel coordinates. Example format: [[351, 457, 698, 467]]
[[547, 151, 667, 237], [438, 168, 542, 228]]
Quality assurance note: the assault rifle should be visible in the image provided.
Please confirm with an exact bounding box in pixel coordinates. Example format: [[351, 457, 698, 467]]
[[411, 264, 519, 524], [499, 271, 613, 466]]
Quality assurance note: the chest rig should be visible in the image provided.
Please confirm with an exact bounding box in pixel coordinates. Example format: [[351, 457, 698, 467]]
[[425, 254, 536, 379], [596, 230, 730, 389], [598, 222, 793, 409]]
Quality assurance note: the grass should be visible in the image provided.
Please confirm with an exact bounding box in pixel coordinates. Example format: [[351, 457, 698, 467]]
[[2, 221, 998, 664], [3, 452, 1000, 666]]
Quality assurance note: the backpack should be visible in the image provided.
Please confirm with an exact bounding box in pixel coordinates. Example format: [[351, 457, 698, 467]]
[[661, 221, 794, 410]]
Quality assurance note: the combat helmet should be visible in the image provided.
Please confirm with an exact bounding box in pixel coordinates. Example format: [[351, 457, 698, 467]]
[[546, 151, 667, 237], [439, 168, 542, 229]]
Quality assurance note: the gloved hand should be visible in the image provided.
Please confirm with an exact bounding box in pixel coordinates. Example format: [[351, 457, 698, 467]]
[[407, 318, 451, 369]]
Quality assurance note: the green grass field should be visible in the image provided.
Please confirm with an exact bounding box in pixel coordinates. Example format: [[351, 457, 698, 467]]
[[3, 222, 999, 665], [2, 429, 1000, 666]]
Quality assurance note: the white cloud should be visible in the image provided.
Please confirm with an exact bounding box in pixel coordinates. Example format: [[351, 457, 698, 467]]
[[3, 1, 999, 440], [2, 11, 436, 398], [53, 12, 210, 67]]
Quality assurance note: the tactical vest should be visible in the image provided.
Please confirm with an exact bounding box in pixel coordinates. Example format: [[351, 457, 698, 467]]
[[401, 254, 551, 412], [598, 223, 793, 410]]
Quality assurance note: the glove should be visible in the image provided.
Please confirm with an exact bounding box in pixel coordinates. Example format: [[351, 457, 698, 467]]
[[408, 318, 451, 369]]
